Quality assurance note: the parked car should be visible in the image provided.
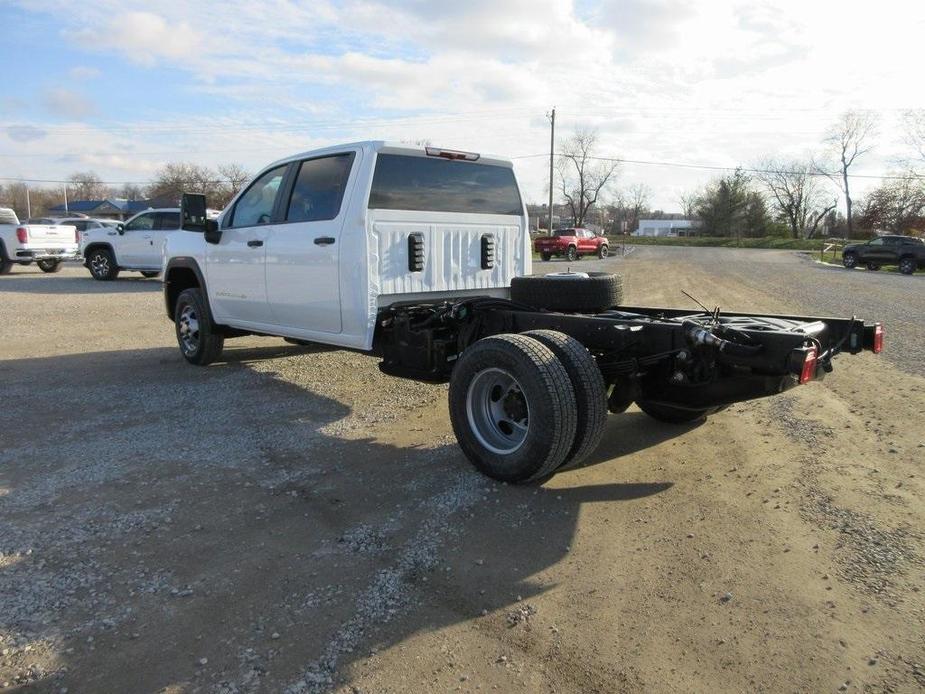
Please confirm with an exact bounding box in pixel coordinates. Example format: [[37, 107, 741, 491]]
[[0, 206, 79, 274], [80, 208, 180, 280], [534, 228, 608, 261], [842, 235, 925, 275], [161, 141, 883, 485]]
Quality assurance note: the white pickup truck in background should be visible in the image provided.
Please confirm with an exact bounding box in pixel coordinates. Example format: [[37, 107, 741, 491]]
[[0, 207, 79, 274], [80, 208, 181, 280]]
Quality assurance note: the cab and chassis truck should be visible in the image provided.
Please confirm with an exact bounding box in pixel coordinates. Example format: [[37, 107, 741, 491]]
[[163, 142, 884, 483]]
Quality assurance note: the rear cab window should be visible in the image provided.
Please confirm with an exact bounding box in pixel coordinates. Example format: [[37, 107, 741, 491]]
[[368, 154, 522, 215], [155, 212, 180, 230]]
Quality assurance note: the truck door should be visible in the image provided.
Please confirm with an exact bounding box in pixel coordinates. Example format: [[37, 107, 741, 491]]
[[206, 164, 288, 324], [119, 211, 156, 265], [144, 211, 180, 268], [264, 151, 357, 333]]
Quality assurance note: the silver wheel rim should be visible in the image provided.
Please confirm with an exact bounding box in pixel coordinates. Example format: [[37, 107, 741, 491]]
[[901, 259, 913, 273], [844, 255, 855, 268], [90, 253, 110, 276], [178, 304, 200, 355], [600, 246, 608, 257], [466, 368, 529, 455]]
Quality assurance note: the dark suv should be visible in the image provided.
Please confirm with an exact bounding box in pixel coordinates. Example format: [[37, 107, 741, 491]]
[[842, 235, 924, 275]]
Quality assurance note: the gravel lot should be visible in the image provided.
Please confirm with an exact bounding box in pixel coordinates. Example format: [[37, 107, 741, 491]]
[[1, 249, 923, 693]]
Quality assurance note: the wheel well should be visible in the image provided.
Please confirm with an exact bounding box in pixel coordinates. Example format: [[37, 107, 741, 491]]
[[83, 242, 113, 259], [164, 266, 201, 318]]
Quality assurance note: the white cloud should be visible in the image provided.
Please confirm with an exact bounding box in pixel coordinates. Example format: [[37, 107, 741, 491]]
[[41, 88, 96, 119], [68, 65, 101, 80], [91, 11, 202, 67], [6, 125, 47, 142]]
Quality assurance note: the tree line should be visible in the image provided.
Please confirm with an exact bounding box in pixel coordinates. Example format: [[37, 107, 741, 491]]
[[554, 110, 925, 239], [0, 162, 251, 219]]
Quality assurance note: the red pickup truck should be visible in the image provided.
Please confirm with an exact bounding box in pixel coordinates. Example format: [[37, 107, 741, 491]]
[[534, 228, 609, 261]]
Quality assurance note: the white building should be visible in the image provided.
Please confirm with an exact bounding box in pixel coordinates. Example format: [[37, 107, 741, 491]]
[[633, 219, 700, 237]]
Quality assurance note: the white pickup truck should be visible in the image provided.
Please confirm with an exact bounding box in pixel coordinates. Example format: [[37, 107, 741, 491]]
[[80, 208, 180, 280], [163, 141, 884, 484], [0, 207, 79, 274]]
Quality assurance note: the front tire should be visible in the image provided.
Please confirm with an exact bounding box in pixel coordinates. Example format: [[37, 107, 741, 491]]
[[37, 259, 62, 273], [175, 288, 224, 366], [637, 400, 713, 424], [87, 248, 119, 281], [524, 330, 607, 470], [842, 253, 857, 269], [899, 257, 917, 275], [565, 245, 578, 262], [449, 334, 577, 484], [598, 244, 609, 259]]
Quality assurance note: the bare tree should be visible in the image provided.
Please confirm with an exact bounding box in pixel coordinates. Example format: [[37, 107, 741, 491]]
[[901, 109, 925, 166], [818, 110, 878, 236], [859, 172, 925, 233], [678, 189, 700, 218], [67, 171, 111, 200], [119, 183, 144, 201], [556, 129, 618, 228], [756, 158, 837, 238], [215, 163, 251, 208], [614, 183, 650, 232]]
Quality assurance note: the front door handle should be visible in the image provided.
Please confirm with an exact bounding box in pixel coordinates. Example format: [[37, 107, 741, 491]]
[[314, 236, 336, 246], [247, 240, 264, 248]]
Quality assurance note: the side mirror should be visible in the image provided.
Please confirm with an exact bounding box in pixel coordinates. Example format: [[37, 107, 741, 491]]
[[117, 224, 125, 235], [182, 192, 222, 244]]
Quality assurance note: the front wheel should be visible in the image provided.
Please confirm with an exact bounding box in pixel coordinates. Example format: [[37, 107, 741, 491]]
[[175, 288, 224, 365], [899, 257, 917, 275], [842, 253, 857, 269], [636, 400, 714, 424], [866, 262, 880, 271], [37, 259, 63, 273], [565, 246, 578, 262], [448, 334, 577, 484], [87, 248, 119, 281], [598, 244, 609, 259]]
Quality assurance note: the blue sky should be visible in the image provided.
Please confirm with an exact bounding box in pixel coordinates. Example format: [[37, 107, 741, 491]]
[[2, 0, 924, 209]]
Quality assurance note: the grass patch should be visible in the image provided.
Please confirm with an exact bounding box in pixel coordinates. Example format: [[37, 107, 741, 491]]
[[608, 236, 829, 250]]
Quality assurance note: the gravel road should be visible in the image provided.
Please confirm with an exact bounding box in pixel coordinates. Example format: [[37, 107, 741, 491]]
[[1, 251, 923, 693]]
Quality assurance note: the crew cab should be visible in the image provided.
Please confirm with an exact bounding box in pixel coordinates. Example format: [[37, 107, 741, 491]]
[[162, 141, 883, 485], [842, 235, 924, 274], [80, 208, 180, 280], [534, 228, 608, 261], [0, 207, 79, 274]]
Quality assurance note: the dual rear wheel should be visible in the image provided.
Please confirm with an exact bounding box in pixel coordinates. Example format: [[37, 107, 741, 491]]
[[448, 331, 608, 483]]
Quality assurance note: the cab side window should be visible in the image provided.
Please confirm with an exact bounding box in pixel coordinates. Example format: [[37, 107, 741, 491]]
[[868, 238, 883, 246], [124, 213, 155, 232], [285, 153, 355, 223], [155, 211, 180, 230], [229, 166, 287, 228]]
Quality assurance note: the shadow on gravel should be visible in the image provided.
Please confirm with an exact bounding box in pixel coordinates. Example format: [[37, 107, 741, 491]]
[[0, 344, 674, 692], [0, 272, 161, 294]]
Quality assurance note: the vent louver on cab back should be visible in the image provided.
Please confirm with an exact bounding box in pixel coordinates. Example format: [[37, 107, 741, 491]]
[[481, 234, 495, 270], [408, 232, 424, 272]]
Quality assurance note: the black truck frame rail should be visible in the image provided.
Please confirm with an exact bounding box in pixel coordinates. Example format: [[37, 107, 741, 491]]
[[376, 297, 883, 411]]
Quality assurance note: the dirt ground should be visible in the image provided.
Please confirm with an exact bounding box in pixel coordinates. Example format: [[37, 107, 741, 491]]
[[1, 248, 923, 694]]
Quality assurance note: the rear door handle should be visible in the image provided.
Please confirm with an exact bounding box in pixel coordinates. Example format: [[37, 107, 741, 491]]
[[314, 236, 336, 246], [247, 240, 264, 248]]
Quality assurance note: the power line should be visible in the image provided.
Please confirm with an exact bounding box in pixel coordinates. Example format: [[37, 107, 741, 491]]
[[511, 152, 924, 181]]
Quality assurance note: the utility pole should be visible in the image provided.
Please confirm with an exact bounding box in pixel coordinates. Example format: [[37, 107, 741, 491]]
[[547, 107, 555, 236], [63, 185, 69, 214], [25, 184, 31, 219]]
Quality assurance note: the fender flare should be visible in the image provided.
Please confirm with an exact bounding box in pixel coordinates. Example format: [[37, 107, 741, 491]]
[[163, 256, 209, 319], [83, 241, 116, 261]]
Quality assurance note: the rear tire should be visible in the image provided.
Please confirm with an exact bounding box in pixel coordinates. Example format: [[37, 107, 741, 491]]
[[524, 330, 607, 470], [449, 334, 577, 484], [37, 259, 63, 273], [141, 270, 160, 278], [899, 257, 916, 275], [842, 253, 857, 269], [637, 400, 713, 424], [0, 245, 12, 275], [175, 288, 224, 366], [540, 252, 552, 262], [87, 248, 119, 281]]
